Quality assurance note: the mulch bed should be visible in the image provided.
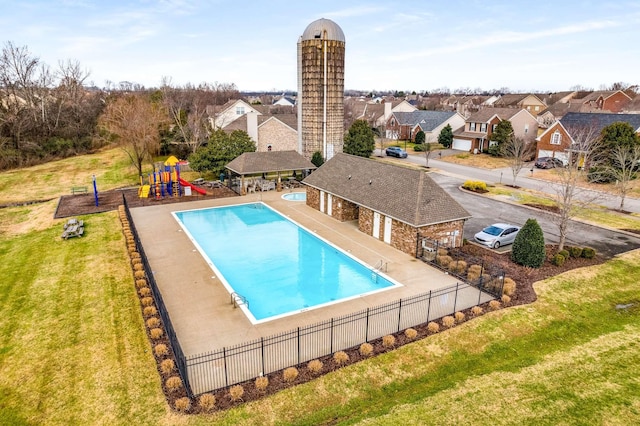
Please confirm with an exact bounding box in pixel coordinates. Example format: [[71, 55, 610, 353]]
[[54, 186, 238, 218]]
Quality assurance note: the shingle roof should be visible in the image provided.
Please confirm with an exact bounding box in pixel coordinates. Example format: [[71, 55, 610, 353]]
[[302, 153, 471, 227], [560, 112, 640, 133], [226, 151, 316, 174], [392, 110, 456, 131], [467, 107, 523, 122], [222, 113, 298, 132]]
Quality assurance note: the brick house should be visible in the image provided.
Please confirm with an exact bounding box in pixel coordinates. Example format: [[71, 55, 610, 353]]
[[535, 112, 640, 163], [222, 112, 298, 152], [385, 110, 465, 142], [302, 153, 471, 257], [577, 90, 632, 113], [451, 108, 538, 152]]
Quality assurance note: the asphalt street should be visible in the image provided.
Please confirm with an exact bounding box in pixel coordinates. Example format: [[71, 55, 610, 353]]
[[376, 149, 640, 258]]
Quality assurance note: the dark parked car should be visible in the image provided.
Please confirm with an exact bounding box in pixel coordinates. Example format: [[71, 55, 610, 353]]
[[535, 156, 565, 169], [385, 146, 408, 158]]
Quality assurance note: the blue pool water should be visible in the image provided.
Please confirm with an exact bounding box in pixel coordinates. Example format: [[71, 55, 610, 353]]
[[173, 203, 398, 322], [281, 192, 306, 201]]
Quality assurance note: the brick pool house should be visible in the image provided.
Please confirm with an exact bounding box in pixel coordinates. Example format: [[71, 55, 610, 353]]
[[302, 153, 471, 257]]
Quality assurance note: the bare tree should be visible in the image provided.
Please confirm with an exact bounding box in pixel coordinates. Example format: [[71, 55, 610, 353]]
[[98, 93, 167, 177], [551, 126, 601, 251], [424, 142, 434, 167], [606, 144, 640, 211], [503, 137, 535, 187]]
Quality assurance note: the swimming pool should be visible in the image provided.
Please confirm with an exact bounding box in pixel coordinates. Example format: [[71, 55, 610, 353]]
[[281, 192, 306, 201], [173, 203, 399, 323]]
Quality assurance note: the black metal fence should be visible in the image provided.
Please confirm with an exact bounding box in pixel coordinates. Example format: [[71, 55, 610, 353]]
[[417, 236, 505, 298], [123, 199, 495, 397], [185, 281, 493, 395], [122, 195, 192, 397]]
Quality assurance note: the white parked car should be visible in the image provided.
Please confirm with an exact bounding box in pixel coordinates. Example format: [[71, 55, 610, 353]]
[[474, 223, 521, 249]]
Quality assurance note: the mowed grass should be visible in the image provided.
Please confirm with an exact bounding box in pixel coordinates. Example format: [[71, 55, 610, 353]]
[[1, 151, 640, 425], [0, 148, 140, 204]]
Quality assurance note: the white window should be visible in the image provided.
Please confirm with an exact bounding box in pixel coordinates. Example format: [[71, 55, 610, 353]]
[[535, 105, 540, 111], [469, 122, 477, 131], [236, 106, 245, 115], [480, 123, 487, 132], [492, 124, 498, 132], [551, 131, 562, 145]]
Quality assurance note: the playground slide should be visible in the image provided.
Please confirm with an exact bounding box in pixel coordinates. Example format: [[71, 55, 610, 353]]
[[178, 178, 207, 195]]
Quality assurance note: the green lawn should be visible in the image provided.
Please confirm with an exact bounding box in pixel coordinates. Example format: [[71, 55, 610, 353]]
[[1, 152, 639, 425]]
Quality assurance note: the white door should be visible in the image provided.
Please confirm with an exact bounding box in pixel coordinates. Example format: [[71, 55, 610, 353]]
[[320, 191, 325, 213], [373, 212, 380, 239], [383, 216, 392, 244], [327, 194, 332, 216], [452, 138, 472, 151]]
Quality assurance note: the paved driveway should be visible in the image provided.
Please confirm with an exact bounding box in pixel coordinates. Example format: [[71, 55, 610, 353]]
[[430, 173, 640, 258]]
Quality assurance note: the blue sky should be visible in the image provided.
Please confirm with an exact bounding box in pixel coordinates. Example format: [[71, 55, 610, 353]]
[[2, 0, 640, 92]]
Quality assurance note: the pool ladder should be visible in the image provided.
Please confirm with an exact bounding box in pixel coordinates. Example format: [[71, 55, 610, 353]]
[[371, 260, 388, 282], [231, 292, 249, 309]]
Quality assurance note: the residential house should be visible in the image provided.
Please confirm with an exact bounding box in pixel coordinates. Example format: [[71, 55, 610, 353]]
[[575, 90, 632, 113], [221, 111, 298, 152], [493, 93, 547, 115], [346, 99, 417, 133], [536, 112, 640, 163], [451, 108, 538, 152], [385, 110, 465, 142], [208, 99, 263, 129], [302, 153, 471, 256], [273, 95, 296, 107]]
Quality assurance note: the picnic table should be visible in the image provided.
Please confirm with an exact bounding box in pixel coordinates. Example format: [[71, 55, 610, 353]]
[[61, 218, 85, 239]]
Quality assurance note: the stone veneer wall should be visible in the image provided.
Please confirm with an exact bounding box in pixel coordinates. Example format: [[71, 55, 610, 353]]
[[359, 206, 465, 257], [306, 186, 321, 210], [332, 196, 359, 221]]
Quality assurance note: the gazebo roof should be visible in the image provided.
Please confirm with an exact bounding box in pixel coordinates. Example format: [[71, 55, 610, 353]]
[[225, 150, 317, 175]]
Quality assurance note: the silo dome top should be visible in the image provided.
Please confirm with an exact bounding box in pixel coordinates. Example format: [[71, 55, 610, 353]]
[[301, 18, 345, 42]]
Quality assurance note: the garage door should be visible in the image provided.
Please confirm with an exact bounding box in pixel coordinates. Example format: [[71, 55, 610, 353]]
[[452, 138, 471, 151], [538, 150, 569, 165]]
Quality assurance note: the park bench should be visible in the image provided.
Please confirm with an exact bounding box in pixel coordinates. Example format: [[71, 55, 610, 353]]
[[71, 186, 88, 194]]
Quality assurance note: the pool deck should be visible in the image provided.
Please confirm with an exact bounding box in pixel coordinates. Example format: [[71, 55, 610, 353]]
[[130, 189, 489, 357]]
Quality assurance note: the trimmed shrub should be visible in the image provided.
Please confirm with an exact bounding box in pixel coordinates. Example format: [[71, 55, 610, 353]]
[[165, 376, 182, 392], [229, 385, 244, 401], [130, 252, 141, 259], [427, 322, 440, 333], [307, 359, 323, 374], [502, 278, 516, 296], [467, 264, 483, 281], [154, 344, 168, 357], [489, 300, 501, 311], [442, 316, 455, 328], [150, 328, 163, 339], [139, 287, 151, 297], [448, 260, 467, 274], [436, 255, 453, 268], [582, 247, 596, 259], [359, 342, 374, 356], [558, 249, 570, 259], [462, 180, 487, 192], [174, 397, 191, 412], [552, 254, 566, 266], [131, 258, 142, 266], [255, 376, 269, 391], [198, 393, 216, 411], [404, 328, 418, 340], [160, 359, 175, 374], [511, 218, 545, 268], [134, 270, 145, 279], [128, 246, 138, 254], [133, 263, 144, 271], [436, 248, 448, 257], [382, 335, 396, 348], [141, 296, 154, 307], [454, 311, 466, 323], [135, 279, 147, 288], [501, 294, 511, 305], [143, 306, 157, 317], [283, 367, 298, 383], [471, 306, 484, 316], [333, 351, 349, 365], [146, 317, 160, 328], [569, 246, 583, 258]]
